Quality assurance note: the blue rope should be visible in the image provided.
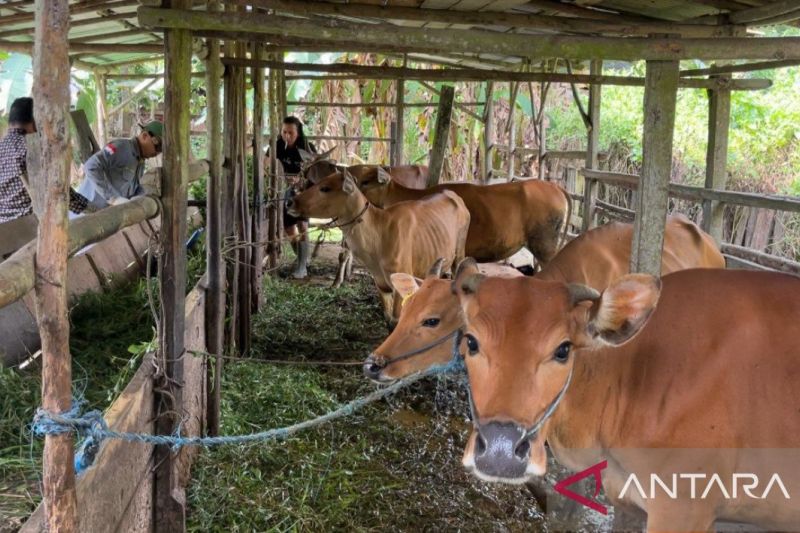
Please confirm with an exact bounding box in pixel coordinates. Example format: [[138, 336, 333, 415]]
[[32, 358, 465, 475]]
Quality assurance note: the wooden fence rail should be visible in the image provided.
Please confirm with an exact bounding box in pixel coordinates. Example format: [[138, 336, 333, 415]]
[[578, 168, 800, 274]]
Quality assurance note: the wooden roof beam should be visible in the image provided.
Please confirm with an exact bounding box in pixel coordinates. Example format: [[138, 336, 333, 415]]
[[69, 27, 151, 43], [0, 40, 162, 54], [230, 0, 744, 38], [680, 59, 800, 76], [225, 57, 770, 90], [138, 7, 800, 61], [0, 11, 136, 38]]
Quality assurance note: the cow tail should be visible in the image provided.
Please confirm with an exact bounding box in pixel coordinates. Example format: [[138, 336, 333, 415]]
[[557, 184, 572, 250]]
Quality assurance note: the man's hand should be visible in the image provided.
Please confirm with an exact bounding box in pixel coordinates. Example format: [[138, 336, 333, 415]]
[[108, 196, 131, 206]]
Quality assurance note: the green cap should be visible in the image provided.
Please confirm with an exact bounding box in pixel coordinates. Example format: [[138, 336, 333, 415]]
[[141, 120, 164, 140]]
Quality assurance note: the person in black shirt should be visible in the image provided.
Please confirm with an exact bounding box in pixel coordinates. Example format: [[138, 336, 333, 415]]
[[266, 116, 316, 279]]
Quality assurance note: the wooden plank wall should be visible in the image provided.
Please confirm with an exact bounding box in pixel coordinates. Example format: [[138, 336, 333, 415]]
[[21, 283, 207, 533]]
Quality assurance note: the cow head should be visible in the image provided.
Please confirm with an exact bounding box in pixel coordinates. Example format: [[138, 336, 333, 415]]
[[453, 258, 661, 484], [363, 259, 460, 382], [363, 259, 524, 383], [352, 166, 393, 207], [287, 169, 363, 220]]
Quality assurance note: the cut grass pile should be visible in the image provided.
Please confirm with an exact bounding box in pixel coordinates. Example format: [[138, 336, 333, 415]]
[[187, 257, 546, 532], [0, 278, 155, 532], [0, 244, 205, 532]]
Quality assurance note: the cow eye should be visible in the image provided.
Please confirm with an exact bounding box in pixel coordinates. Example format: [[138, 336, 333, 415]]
[[320, 186, 331, 193], [422, 317, 440, 328], [553, 341, 571, 363], [465, 334, 479, 356]]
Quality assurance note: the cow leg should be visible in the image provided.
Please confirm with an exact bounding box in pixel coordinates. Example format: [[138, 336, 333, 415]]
[[332, 240, 350, 288], [344, 248, 353, 281], [378, 289, 396, 327]]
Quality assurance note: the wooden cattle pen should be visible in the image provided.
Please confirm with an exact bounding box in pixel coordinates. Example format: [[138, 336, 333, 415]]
[[1, 0, 799, 531]]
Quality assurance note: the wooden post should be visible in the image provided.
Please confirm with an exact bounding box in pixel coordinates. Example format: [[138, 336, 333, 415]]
[[267, 54, 280, 269], [537, 81, 550, 179], [483, 81, 494, 183], [394, 71, 405, 165], [630, 59, 679, 276], [427, 84, 454, 187], [204, 0, 224, 437], [506, 81, 519, 181], [153, 0, 192, 529], [236, 40, 252, 357], [222, 36, 239, 353], [94, 70, 108, 146], [32, 0, 78, 529], [702, 78, 731, 244], [582, 60, 602, 232], [251, 42, 266, 311]]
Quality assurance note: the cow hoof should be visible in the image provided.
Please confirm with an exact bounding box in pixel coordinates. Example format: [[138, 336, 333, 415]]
[[291, 268, 308, 280]]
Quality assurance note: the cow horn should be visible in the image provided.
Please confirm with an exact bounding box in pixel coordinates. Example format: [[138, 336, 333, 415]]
[[427, 258, 445, 279], [567, 283, 601, 306]]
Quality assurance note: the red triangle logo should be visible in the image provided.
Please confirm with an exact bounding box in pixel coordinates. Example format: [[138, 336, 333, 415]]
[[553, 460, 608, 515]]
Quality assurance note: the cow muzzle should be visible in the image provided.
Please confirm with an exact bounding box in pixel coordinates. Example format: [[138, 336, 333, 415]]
[[362, 354, 391, 383], [472, 421, 532, 483]]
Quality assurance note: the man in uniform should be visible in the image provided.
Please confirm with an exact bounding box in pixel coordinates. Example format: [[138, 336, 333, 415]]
[[75, 120, 163, 210]]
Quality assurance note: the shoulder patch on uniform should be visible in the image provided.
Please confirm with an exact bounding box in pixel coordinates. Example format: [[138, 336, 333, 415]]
[[104, 143, 117, 155]]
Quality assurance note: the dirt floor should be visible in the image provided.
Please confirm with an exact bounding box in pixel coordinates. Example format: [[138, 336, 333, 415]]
[[185, 243, 616, 532]]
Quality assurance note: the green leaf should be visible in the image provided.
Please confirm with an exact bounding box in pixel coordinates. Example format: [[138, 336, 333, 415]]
[[0, 53, 33, 114]]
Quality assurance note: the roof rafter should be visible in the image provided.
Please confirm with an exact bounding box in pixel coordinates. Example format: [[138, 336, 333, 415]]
[[138, 6, 800, 61]]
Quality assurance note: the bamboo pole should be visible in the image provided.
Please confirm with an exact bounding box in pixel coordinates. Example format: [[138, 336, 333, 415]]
[[582, 60, 602, 232], [138, 7, 800, 61], [153, 0, 192, 528], [204, 0, 224, 437], [32, 0, 78, 528], [427, 85, 454, 187], [0, 197, 161, 309], [0, 40, 163, 53], [630, 58, 679, 276], [220, 57, 770, 90], [94, 70, 108, 146]]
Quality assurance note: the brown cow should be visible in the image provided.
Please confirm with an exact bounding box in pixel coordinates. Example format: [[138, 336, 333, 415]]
[[364, 215, 724, 382], [297, 157, 429, 285], [287, 169, 470, 324], [452, 264, 800, 531], [355, 168, 571, 265]]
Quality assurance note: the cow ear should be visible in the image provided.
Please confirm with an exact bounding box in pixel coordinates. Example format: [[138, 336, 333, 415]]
[[452, 258, 484, 297], [390, 273, 419, 303], [585, 274, 661, 346], [298, 148, 314, 162], [342, 170, 357, 194], [377, 167, 392, 184]]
